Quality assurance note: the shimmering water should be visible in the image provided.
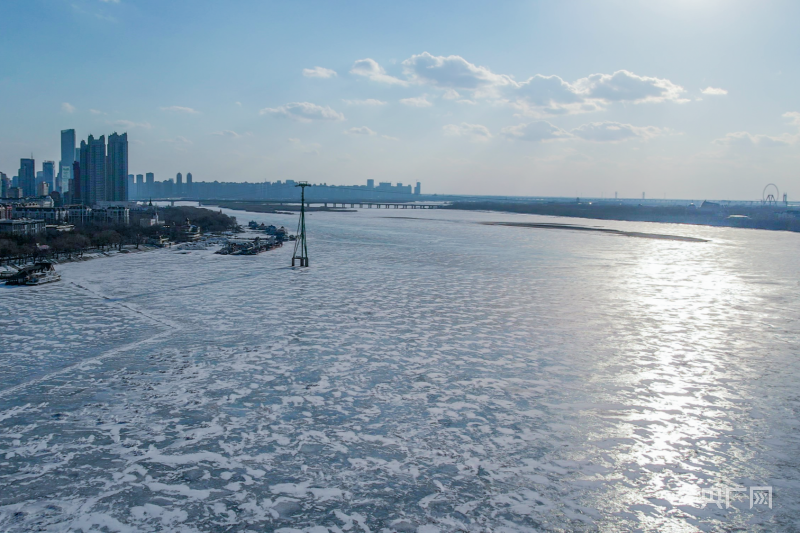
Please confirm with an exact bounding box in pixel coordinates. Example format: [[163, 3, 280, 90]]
[[1, 207, 799, 532]]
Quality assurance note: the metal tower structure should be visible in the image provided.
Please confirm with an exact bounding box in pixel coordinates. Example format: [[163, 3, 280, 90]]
[[292, 181, 311, 267]]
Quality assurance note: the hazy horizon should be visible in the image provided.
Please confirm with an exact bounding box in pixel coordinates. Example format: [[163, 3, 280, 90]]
[[1, 0, 798, 200]]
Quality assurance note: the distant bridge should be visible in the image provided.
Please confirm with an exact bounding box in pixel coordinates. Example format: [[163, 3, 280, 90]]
[[148, 198, 446, 209], [308, 202, 443, 209]]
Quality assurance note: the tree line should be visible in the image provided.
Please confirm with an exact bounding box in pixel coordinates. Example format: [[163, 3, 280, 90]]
[[0, 206, 238, 265]]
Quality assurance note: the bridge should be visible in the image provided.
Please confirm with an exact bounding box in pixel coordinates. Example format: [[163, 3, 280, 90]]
[[306, 202, 442, 209], [151, 199, 445, 209]]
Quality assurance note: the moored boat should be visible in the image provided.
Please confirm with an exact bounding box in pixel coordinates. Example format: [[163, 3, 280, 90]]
[[5, 262, 61, 286]]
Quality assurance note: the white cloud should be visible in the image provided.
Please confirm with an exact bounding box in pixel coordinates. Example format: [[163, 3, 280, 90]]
[[342, 99, 387, 106], [517, 75, 581, 105], [575, 70, 687, 104], [303, 66, 337, 78], [211, 130, 242, 138], [571, 121, 666, 142], [343, 126, 377, 136], [402, 52, 515, 97], [701, 87, 728, 96], [400, 95, 433, 108], [713, 131, 794, 147], [381, 134, 399, 141], [100, 0, 120, 3], [389, 53, 687, 114], [161, 136, 193, 149], [456, 99, 477, 105], [160, 106, 200, 114], [112, 120, 151, 129], [443, 123, 492, 142], [61, 102, 75, 114], [713, 112, 800, 147], [501, 121, 572, 142], [259, 102, 344, 122], [783, 111, 800, 126], [89, 109, 105, 115], [235, 101, 242, 107], [350, 58, 406, 85]]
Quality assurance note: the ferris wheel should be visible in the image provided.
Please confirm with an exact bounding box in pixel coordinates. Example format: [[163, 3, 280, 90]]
[[763, 183, 779, 205]]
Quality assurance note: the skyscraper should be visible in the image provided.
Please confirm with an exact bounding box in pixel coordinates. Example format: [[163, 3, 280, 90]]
[[72, 161, 81, 204], [186, 172, 193, 195], [60, 129, 76, 193], [146, 172, 154, 199], [79, 135, 106, 205], [107, 132, 128, 202], [0, 173, 9, 198], [19, 158, 35, 197], [43, 161, 55, 191], [136, 174, 144, 200]]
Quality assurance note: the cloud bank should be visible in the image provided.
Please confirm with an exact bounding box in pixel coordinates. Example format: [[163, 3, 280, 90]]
[[303, 67, 337, 78], [260, 102, 345, 122]]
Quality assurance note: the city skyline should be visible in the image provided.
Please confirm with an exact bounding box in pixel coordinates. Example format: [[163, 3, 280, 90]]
[[1, 1, 799, 200]]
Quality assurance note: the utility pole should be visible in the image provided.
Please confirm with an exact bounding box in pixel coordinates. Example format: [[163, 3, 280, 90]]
[[292, 181, 311, 267]]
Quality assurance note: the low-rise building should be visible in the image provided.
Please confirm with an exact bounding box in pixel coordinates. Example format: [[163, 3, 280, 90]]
[[0, 218, 46, 236], [11, 206, 68, 223], [67, 205, 92, 225]]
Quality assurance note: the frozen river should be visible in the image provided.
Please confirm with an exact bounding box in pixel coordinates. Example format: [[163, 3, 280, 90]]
[[1, 206, 799, 532]]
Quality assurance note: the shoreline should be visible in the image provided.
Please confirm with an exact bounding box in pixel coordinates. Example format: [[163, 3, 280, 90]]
[[446, 201, 800, 233], [483, 222, 709, 242], [0, 244, 161, 272]]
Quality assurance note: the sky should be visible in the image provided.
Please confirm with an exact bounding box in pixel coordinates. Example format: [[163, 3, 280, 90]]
[[0, 0, 798, 200]]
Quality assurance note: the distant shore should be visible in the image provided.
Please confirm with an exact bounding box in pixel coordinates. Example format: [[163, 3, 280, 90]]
[[483, 222, 708, 242], [446, 201, 800, 233]]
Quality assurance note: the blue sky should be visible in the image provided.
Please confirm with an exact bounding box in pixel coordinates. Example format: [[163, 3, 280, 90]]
[[1, 0, 798, 199]]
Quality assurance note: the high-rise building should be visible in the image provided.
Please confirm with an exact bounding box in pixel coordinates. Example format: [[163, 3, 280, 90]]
[[72, 161, 81, 205], [106, 132, 128, 202], [79, 135, 106, 205], [0, 173, 9, 198], [145, 172, 154, 199], [37, 182, 50, 196], [414, 182, 421, 195], [43, 161, 56, 191], [367, 179, 375, 188], [135, 174, 144, 200], [127, 174, 135, 199], [59, 129, 76, 193], [19, 158, 35, 197], [186, 172, 193, 195]]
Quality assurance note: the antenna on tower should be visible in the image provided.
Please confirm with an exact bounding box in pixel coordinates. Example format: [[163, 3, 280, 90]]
[[292, 181, 311, 267]]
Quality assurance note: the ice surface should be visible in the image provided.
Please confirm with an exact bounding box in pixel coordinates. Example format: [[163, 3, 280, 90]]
[[1, 207, 799, 531]]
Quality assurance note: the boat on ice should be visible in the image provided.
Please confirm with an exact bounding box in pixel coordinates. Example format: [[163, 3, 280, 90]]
[[5, 262, 61, 286]]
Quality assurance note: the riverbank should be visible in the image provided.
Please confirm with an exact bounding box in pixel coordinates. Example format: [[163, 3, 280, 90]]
[[0, 244, 160, 275], [447, 200, 800, 232]]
